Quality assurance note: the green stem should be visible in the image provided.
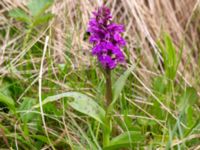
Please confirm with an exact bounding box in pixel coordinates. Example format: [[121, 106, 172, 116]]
[[103, 68, 112, 147], [105, 69, 112, 107], [103, 115, 111, 147]]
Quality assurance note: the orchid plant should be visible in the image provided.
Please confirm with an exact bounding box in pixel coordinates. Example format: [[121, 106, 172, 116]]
[[87, 5, 126, 146]]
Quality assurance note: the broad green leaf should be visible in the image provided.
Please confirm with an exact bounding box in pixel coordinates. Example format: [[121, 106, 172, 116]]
[[111, 66, 135, 107], [31, 135, 49, 144], [178, 87, 198, 128], [18, 97, 37, 122], [9, 8, 31, 23], [165, 34, 177, 80], [0, 82, 12, 96], [187, 106, 195, 127], [103, 131, 145, 150], [0, 92, 15, 111], [165, 34, 176, 70], [69, 95, 105, 124], [58, 64, 66, 72], [28, 0, 54, 17], [33, 92, 105, 124], [178, 87, 198, 111], [152, 76, 168, 94], [176, 45, 183, 76], [33, 13, 54, 26], [184, 117, 200, 137]]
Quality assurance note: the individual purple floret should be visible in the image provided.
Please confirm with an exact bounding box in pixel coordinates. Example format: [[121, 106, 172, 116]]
[[88, 5, 126, 69]]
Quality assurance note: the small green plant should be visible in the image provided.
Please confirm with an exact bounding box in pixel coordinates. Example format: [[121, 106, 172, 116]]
[[158, 34, 182, 81], [9, 0, 54, 28], [9, 0, 54, 51], [157, 34, 183, 94], [151, 34, 199, 149]]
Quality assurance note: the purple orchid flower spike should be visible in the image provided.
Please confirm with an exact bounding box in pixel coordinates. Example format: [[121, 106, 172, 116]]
[[88, 5, 126, 69]]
